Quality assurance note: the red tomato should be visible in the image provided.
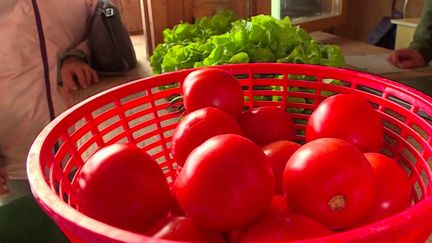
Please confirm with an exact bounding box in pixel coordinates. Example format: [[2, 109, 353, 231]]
[[306, 94, 384, 152], [72, 143, 171, 233], [175, 164, 183, 177], [175, 134, 275, 232], [268, 194, 290, 217], [263, 140, 301, 194], [238, 106, 296, 146], [236, 214, 332, 243], [283, 138, 376, 229], [182, 67, 244, 118], [168, 184, 185, 217], [362, 152, 412, 223], [171, 107, 242, 166], [152, 217, 225, 243]]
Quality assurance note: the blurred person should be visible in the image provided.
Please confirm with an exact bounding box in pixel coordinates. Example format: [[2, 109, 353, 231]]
[[0, 0, 99, 207], [388, 0, 432, 68]]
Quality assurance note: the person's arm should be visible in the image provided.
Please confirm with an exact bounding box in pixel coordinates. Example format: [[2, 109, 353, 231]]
[[58, 39, 99, 92], [409, 0, 432, 64], [388, 0, 432, 68], [59, 50, 99, 91], [57, 1, 99, 91]]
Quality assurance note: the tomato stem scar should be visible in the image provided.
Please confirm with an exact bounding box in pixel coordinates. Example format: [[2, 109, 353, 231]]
[[328, 194, 346, 211]]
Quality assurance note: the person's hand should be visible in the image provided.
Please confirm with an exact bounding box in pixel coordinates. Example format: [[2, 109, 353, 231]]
[[0, 167, 9, 196], [61, 57, 99, 91], [387, 48, 425, 69]]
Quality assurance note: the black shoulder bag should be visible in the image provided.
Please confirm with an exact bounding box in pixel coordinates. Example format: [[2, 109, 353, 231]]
[[88, 0, 137, 75]]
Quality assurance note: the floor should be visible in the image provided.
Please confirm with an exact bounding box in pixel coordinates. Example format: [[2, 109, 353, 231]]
[[130, 34, 149, 64]]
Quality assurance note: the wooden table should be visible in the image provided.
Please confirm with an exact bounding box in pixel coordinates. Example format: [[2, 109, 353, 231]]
[[311, 31, 392, 56], [66, 31, 432, 107], [311, 31, 432, 76], [311, 31, 432, 97], [66, 55, 152, 107]]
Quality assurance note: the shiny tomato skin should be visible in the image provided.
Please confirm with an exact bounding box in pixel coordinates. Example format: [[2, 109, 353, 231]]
[[152, 216, 225, 243], [263, 140, 301, 194], [175, 134, 275, 232], [306, 94, 384, 152], [171, 107, 242, 166], [362, 152, 412, 223], [73, 143, 171, 233], [182, 67, 244, 118], [283, 138, 376, 230], [236, 214, 332, 243], [238, 106, 296, 146]]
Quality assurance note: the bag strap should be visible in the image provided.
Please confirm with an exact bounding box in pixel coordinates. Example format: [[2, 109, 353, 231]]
[[101, 0, 109, 7], [101, 8, 131, 72], [85, 0, 110, 38], [89, 1, 131, 73], [31, 0, 55, 121]]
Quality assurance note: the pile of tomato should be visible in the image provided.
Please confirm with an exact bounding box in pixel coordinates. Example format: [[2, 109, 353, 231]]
[[71, 67, 413, 242]]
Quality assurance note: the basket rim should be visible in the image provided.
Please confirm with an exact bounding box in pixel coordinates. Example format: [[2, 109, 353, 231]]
[[27, 63, 432, 242]]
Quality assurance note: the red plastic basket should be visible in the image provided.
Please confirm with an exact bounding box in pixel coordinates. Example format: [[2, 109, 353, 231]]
[[28, 63, 432, 242]]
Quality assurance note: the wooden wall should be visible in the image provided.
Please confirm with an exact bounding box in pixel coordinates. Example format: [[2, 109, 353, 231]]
[[397, 0, 425, 18], [333, 0, 424, 42], [113, 0, 426, 58], [112, 0, 143, 34]]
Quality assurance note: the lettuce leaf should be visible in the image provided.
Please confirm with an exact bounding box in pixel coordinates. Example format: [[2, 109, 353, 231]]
[[150, 10, 346, 98]]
